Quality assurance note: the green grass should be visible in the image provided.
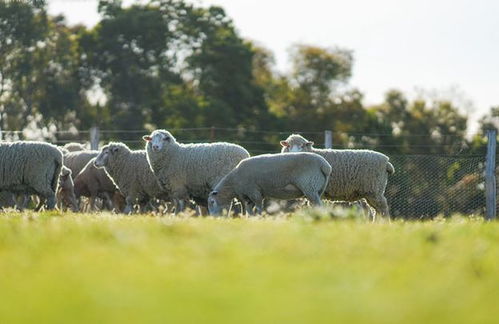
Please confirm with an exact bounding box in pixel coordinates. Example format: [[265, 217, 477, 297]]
[[0, 210, 498, 324]]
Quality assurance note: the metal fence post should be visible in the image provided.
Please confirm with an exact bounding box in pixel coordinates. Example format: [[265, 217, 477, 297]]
[[485, 129, 497, 220], [90, 126, 100, 150], [324, 130, 332, 149], [210, 126, 215, 142]]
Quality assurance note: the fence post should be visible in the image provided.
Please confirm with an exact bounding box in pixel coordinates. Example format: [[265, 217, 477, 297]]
[[324, 130, 332, 149], [210, 126, 215, 142], [90, 126, 100, 150], [485, 129, 497, 220]]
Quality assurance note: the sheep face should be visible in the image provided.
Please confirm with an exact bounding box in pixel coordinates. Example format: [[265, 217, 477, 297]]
[[94, 146, 119, 168], [280, 134, 314, 153], [143, 130, 174, 153]]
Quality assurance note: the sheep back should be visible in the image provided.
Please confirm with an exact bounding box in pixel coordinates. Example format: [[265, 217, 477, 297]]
[[64, 150, 99, 180], [312, 148, 392, 201], [220, 153, 331, 199]]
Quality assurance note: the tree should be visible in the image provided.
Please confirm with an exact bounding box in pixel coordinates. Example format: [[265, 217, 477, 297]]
[[0, 1, 88, 137]]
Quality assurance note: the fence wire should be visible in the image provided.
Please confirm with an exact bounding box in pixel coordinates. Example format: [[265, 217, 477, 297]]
[[386, 155, 485, 219]]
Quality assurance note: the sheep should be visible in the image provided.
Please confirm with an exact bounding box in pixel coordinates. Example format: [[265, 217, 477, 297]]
[[94, 142, 168, 214], [74, 157, 125, 212], [63, 142, 86, 152], [0, 141, 63, 210], [207, 153, 332, 215], [143, 129, 250, 213], [64, 150, 99, 180], [8, 166, 78, 212], [280, 134, 395, 219], [57, 166, 79, 212]]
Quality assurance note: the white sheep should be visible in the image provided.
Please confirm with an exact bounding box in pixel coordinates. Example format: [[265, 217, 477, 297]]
[[208, 152, 332, 215], [280, 134, 395, 219], [143, 129, 250, 213], [0, 141, 63, 210], [94, 142, 168, 214]]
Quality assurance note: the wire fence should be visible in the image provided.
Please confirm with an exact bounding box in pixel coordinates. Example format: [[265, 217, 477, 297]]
[[0, 127, 491, 218], [386, 154, 485, 218]]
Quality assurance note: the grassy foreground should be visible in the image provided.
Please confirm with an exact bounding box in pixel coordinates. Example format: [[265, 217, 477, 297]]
[[0, 210, 498, 324]]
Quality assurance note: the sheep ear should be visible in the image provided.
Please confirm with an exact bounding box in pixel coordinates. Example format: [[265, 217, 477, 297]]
[[306, 141, 314, 147], [280, 141, 289, 147], [143, 135, 152, 142]]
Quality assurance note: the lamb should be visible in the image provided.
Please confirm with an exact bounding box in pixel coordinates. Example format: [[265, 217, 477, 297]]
[[280, 134, 395, 218], [208, 153, 332, 215], [94, 142, 168, 214], [64, 150, 99, 180], [0, 141, 63, 210], [74, 157, 125, 211], [143, 129, 250, 213], [57, 166, 79, 212]]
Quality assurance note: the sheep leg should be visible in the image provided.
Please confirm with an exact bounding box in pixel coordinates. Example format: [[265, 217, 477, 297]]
[[244, 201, 255, 216], [174, 199, 186, 214], [89, 196, 97, 212], [304, 192, 323, 207], [365, 194, 390, 220], [123, 196, 135, 214], [45, 193, 57, 210], [198, 206, 208, 216], [247, 192, 264, 215], [138, 198, 150, 213], [102, 192, 113, 210], [359, 199, 374, 222], [240, 201, 247, 216], [16, 194, 28, 212], [254, 202, 264, 215], [34, 199, 44, 212]]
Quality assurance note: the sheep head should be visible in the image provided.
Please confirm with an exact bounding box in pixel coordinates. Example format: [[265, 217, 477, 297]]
[[143, 129, 176, 153], [280, 134, 314, 152]]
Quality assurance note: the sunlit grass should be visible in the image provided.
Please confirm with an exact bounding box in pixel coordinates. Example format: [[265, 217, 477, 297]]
[[0, 209, 497, 323]]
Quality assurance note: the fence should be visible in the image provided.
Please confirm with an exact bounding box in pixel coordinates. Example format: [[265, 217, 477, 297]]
[[0, 127, 496, 219]]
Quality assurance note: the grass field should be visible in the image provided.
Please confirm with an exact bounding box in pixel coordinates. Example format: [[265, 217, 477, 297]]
[[0, 209, 498, 324]]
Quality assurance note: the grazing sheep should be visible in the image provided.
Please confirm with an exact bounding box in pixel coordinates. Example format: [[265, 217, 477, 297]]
[[208, 153, 332, 215], [0, 141, 63, 210], [57, 166, 79, 212], [280, 134, 395, 218], [74, 158, 124, 211], [143, 129, 250, 213], [63, 142, 86, 152], [94, 142, 167, 214], [64, 150, 99, 180]]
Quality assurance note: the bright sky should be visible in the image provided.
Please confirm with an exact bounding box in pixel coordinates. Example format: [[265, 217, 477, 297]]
[[48, 0, 499, 131]]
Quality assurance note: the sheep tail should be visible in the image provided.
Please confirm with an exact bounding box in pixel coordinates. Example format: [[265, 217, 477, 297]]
[[320, 163, 332, 195], [386, 162, 395, 175], [51, 157, 63, 194]]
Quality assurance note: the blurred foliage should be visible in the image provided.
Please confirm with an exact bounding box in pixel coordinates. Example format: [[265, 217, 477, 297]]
[[0, 0, 497, 218]]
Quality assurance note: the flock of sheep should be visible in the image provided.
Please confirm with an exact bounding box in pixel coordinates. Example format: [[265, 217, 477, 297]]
[[0, 130, 395, 219]]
